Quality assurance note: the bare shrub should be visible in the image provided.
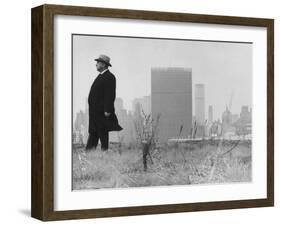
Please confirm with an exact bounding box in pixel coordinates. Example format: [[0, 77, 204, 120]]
[[133, 107, 161, 171]]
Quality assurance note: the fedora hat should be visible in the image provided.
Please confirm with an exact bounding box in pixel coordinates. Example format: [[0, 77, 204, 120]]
[[94, 54, 112, 67]]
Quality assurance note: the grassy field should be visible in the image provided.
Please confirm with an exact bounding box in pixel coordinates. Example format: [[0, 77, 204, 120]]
[[72, 142, 252, 190]]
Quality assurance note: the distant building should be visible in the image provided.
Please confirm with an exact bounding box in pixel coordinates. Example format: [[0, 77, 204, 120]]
[[240, 105, 252, 122], [231, 114, 239, 123], [208, 105, 213, 123], [113, 97, 135, 144], [221, 106, 236, 135], [233, 105, 252, 136], [209, 120, 222, 137], [222, 106, 232, 125], [151, 67, 192, 142], [132, 96, 151, 116], [73, 110, 88, 145], [115, 97, 124, 112], [195, 84, 205, 125]]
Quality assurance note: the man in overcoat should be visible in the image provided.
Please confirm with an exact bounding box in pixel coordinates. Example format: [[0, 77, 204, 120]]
[[86, 54, 122, 151]]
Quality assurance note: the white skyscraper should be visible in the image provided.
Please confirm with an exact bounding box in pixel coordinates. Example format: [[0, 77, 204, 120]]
[[195, 84, 205, 125], [208, 105, 213, 123]]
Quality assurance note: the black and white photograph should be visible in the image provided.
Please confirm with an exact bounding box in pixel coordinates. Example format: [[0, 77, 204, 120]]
[[28, 2, 275, 221], [72, 34, 252, 190]]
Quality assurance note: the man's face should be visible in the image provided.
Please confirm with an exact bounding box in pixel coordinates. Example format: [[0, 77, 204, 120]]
[[96, 61, 106, 72]]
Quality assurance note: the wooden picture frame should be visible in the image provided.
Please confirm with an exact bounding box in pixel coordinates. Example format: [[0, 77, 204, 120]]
[[31, 4, 274, 221]]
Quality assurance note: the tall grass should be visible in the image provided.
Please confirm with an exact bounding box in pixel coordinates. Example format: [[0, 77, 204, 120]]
[[72, 141, 252, 190]]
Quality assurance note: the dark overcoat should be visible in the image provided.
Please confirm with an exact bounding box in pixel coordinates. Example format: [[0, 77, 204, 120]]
[[88, 70, 122, 133]]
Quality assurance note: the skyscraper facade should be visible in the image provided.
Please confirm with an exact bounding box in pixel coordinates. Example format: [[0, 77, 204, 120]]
[[208, 105, 213, 123], [151, 67, 192, 142], [195, 84, 205, 125]]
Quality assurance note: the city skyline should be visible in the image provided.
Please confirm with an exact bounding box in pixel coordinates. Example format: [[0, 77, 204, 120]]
[[74, 93, 252, 144], [76, 93, 252, 124], [75, 88, 251, 123]]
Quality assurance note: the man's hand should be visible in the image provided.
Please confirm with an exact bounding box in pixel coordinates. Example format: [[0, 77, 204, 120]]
[[104, 112, 111, 117]]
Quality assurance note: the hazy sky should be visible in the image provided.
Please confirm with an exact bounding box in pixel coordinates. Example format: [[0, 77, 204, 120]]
[[73, 35, 252, 120]]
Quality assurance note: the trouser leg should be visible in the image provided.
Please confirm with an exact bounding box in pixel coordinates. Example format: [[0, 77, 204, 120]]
[[85, 131, 98, 150], [98, 127, 109, 151]]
